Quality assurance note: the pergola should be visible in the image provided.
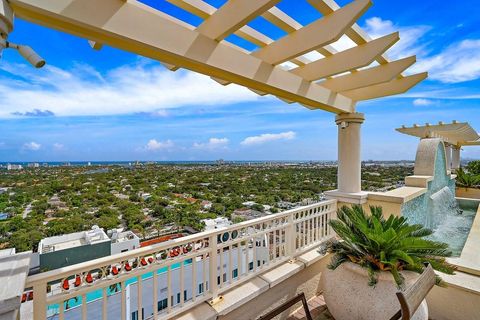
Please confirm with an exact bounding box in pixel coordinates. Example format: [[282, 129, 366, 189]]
[[397, 121, 480, 170], [0, 0, 427, 203]]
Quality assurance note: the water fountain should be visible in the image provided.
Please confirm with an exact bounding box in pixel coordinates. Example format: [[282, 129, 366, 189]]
[[401, 138, 478, 256]]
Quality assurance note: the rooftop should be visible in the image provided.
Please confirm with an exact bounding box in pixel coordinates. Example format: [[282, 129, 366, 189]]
[[38, 226, 109, 254]]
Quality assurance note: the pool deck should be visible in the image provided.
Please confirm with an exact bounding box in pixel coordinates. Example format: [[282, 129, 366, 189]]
[[448, 202, 480, 276]]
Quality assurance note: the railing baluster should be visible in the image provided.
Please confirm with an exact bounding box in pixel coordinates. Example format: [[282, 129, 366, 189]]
[[153, 268, 158, 320], [32, 282, 47, 320], [102, 287, 108, 320], [191, 254, 197, 302], [228, 244, 233, 283], [208, 234, 218, 299], [202, 253, 207, 296], [180, 260, 185, 306], [137, 275, 143, 320], [237, 242, 242, 278], [59, 300, 65, 320], [82, 294, 87, 320], [167, 266, 172, 312], [219, 245, 224, 288], [121, 281, 126, 320]]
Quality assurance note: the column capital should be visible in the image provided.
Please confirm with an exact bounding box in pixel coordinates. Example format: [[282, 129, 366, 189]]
[[335, 112, 365, 125]]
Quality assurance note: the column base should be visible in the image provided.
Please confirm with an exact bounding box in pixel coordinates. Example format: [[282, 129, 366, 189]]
[[324, 189, 369, 205]]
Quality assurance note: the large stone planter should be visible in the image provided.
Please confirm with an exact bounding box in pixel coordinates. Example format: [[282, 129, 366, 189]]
[[456, 187, 480, 200], [321, 262, 428, 320]]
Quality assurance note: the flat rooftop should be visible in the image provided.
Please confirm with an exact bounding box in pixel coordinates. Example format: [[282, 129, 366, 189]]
[[39, 227, 109, 254]]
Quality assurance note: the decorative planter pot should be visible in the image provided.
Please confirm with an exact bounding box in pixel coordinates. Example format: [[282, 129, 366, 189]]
[[321, 262, 428, 320]]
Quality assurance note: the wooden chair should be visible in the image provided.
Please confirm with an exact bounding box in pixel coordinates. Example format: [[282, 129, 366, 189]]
[[390, 263, 436, 320], [257, 292, 313, 320]]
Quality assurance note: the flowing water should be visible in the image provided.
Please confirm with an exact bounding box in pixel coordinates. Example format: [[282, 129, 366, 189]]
[[427, 187, 477, 256]]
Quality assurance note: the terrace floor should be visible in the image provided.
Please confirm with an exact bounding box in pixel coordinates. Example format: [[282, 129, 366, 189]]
[[287, 295, 333, 320]]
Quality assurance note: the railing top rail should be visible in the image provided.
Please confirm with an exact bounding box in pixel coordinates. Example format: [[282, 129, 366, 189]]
[[25, 199, 336, 287]]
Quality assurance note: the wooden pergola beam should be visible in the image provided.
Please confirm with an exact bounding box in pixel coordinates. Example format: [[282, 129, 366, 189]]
[[289, 32, 399, 81], [321, 56, 416, 92], [196, 0, 281, 41], [340, 72, 428, 100], [252, 0, 372, 65]]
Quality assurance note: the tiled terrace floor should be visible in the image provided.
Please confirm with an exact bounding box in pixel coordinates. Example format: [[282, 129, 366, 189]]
[[287, 295, 334, 320]]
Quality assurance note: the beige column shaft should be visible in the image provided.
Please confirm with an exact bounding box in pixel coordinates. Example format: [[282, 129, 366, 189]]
[[445, 144, 452, 170], [452, 146, 461, 170], [336, 112, 365, 194]]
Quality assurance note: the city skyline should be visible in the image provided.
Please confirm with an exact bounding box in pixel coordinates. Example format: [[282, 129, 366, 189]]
[[1, 0, 480, 161]]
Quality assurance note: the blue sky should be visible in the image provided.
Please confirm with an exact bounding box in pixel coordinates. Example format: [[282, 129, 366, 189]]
[[1, 0, 480, 162]]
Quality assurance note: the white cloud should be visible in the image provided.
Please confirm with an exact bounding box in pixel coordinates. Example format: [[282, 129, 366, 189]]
[[193, 137, 229, 150], [241, 131, 296, 146], [363, 17, 431, 60], [23, 141, 41, 151], [53, 143, 65, 151], [412, 40, 480, 83], [144, 139, 174, 151], [413, 98, 433, 106], [0, 61, 263, 118], [363, 17, 480, 84]]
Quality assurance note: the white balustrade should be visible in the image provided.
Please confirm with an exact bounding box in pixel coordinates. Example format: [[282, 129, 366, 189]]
[[22, 200, 337, 320]]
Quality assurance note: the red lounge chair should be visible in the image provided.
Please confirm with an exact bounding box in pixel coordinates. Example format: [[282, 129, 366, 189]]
[[140, 258, 148, 266], [124, 262, 132, 272], [148, 257, 154, 264], [111, 266, 119, 276], [74, 275, 81, 287], [21, 293, 27, 303], [85, 273, 93, 284], [27, 292, 33, 301], [62, 279, 70, 291]]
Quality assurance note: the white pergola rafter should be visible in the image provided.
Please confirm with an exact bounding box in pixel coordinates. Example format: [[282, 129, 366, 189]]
[[2, 0, 427, 114]]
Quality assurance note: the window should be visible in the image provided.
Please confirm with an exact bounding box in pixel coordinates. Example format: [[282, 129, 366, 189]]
[[177, 293, 181, 304], [232, 268, 238, 278], [184, 290, 187, 301], [157, 298, 168, 311], [249, 262, 253, 271], [198, 283, 204, 294]]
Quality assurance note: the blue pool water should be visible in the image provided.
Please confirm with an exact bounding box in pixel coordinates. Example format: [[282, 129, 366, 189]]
[[47, 261, 188, 314]]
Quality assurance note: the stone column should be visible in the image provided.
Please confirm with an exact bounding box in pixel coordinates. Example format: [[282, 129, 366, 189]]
[[445, 144, 452, 171], [452, 146, 461, 170], [336, 112, 365, 194]]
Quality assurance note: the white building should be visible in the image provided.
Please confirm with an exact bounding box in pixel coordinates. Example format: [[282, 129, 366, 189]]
[[108, 229, 140, 254], [27, 163, 40, 168], [7, 164, 23, 170], [201, 217, 232, 231]]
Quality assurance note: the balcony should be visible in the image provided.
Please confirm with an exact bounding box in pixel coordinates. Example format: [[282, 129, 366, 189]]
[[13, 200, 337, 320]]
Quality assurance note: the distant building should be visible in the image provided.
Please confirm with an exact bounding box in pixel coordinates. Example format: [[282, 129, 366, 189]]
[[38, 226, 141, 271], [108, 229, 140, 255], [27, 163, 40, 168], [0, 187, 8, 194], [0, 213, 9, 220], [38, 226, 111, 271], [232, 208, 265, 221], [7, 164, 23, 170], [201, 217, 231, 231]]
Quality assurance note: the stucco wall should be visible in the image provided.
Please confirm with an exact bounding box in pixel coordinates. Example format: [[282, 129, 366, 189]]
[[427, 283, 480, 320]]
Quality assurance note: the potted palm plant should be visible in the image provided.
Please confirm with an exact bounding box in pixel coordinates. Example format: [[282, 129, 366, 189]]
[[320, 205, 455, 320]]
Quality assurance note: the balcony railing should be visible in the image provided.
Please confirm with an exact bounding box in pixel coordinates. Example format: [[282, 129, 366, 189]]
[[23, 199, 337, 320]]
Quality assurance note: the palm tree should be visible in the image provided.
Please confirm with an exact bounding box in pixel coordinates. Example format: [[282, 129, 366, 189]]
[[321, 205, 455, 288], [456, 168, 480, 188]]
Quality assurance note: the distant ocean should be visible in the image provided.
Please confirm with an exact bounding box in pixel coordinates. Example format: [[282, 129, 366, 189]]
[[0, 160, 338, 167]]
